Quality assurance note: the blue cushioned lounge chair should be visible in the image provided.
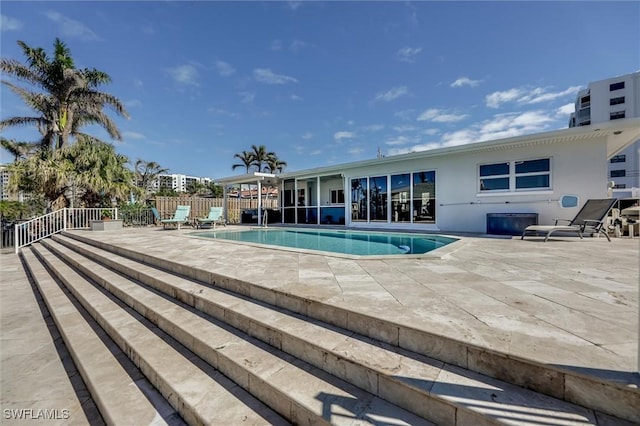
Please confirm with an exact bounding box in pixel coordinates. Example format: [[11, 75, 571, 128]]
[[195, 207, 226, 229], [161, 205, 191, 230]]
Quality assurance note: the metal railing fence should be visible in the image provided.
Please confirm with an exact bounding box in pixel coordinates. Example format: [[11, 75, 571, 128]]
[[119, 208, 156, 227], [14, 207, 117, 253]]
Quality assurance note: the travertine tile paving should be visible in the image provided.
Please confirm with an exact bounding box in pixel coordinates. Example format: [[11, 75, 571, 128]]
[[64, 225, 639, 385], [4, 224, 638, 423]]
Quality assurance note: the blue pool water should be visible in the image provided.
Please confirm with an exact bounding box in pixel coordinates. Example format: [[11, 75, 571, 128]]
[[195, 228, 457, 256]]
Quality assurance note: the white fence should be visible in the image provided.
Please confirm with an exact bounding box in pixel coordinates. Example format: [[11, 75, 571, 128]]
[[14, 208, 117, 253]]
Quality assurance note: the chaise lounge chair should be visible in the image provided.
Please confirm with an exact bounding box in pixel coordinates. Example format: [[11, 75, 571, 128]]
[[521, 198, 618, 242], [150, 207, 161, 226], [195, 206, 226, 229], [161, 205, 191, 230]]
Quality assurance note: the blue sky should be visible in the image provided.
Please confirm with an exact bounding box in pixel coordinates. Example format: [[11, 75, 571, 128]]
[[1, 1, 639, 179]]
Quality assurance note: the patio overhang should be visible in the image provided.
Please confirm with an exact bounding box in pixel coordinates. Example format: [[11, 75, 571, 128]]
[[213, 172, 279, 226], [214, 171, 279, 187]]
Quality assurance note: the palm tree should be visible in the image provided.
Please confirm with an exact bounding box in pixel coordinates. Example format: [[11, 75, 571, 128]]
[[232, 150, 255, 201], [265, 153, 287, 174], [133, 159, 168, 202], [250, 144, 275, 173], [232, 150, 254, 173], [0, 38, 129, 152], [0, 138, 36, 161], [186, 181, 207, 196], [6, 136, 136, 208]]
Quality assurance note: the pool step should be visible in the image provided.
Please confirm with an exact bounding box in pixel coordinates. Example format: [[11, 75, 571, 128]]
[[42, 234, 636, 425], [58, 231, 640, 424], [30, 240, 431, 425]]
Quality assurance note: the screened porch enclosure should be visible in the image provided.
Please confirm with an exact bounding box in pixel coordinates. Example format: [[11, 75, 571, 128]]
[[281, 174, 346, 225], [280, 170, 436, 226]]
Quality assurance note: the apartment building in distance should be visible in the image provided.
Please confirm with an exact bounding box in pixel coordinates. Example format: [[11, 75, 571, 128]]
[[0, 165, 12, 201], [569, 71, 640, 191], [152, 173, 212, 193]]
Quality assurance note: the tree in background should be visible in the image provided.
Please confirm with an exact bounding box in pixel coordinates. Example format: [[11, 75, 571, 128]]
[[0, 38, 128, 152], [0, 138, 36, 162], [232, 150, 254, 173], [134, 159, 168, 202], [265, 153, 287, 174], [250, 144, 275, 173], [7, 136, 136, 209], [0, 38, 131, 210]]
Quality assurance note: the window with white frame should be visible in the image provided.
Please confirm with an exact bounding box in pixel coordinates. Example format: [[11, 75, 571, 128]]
[[479, 158, 551, 192], [330, 189, 344, 204]]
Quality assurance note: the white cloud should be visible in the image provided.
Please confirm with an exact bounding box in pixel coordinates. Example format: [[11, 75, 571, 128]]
[[556, 103, 575, 117], [45, 11, 99, 40], [288, 1, 303, 10], [397, 47, 422, 63], [270, 39, 283, 51], [385, 135, 418, 146], [123, 131, 145, 140], [374, 86, 408, 102], [486, 88, 524, 108], [362, 124, 384, 132], [253, 68, 298, 85], [486, 86, 581, 108], [141, 24, 155, 35], [216, 61, 236, 77], [521, 86, 581, 105], [290, 39, 306, 52], [421, 128, 440, 136], [208, 107, 239, 118], [125, 99, 142, 108], [310, 149, 322, 155], [417, 108, 468, 123], [451, 77, 481, 88], [239, 91, 255, 104], [334, 131, 356, 141], [394, 109, 416, 121], [301, 132, 313, 140], [133, 79, 143, 89], [388, 109, 559, 156], [393, 125, 417, 133], [166, 64, 199, 86], [348, 147, 364, 155], [1, 14, 23, 31], [291, 93, 302, 101]]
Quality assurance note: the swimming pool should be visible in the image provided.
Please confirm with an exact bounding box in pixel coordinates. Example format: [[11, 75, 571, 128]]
[[194, 228, 458, 257]]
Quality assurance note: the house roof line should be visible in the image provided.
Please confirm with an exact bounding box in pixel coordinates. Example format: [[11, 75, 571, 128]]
[[214, 118, 640, 184]]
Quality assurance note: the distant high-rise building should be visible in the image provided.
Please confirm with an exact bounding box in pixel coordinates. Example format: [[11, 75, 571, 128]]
[[152, 173, 212, 193], [0, 165, 11, 201], [569, 71, 639, 190]]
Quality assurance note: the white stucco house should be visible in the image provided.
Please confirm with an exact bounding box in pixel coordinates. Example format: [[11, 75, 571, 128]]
[[216, 117, 640, 234]]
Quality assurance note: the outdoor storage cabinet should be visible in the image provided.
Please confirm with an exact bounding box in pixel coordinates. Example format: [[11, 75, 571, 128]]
[[487, 213, 538, 235]]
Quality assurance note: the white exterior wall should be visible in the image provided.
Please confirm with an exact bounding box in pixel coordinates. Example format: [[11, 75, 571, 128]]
[[341, 136, 609, 233]]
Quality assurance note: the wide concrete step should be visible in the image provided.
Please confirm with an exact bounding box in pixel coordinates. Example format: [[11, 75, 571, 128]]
[[59, 231, 640, 425], [45, 235, 635, 426], [20, 248, 182, 426], [35, 239, 431, 426], [26, 244, 288, 426]]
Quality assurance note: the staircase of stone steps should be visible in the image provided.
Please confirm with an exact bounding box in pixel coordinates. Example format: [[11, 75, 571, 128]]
[[17, 233, 639, 425]]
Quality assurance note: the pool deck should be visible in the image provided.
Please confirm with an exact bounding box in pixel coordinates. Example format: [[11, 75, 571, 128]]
[[2, 224, 639, 418]]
